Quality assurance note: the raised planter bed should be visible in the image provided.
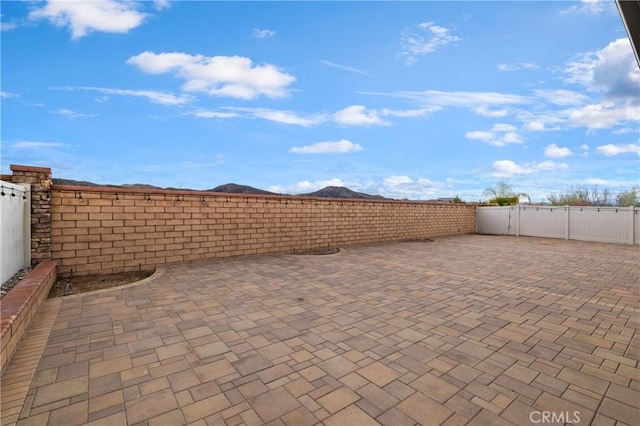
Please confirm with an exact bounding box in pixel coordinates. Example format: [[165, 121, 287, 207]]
[[0, 261, 57, 374]]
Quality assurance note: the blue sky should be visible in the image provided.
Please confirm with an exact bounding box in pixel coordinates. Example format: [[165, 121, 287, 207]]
[[1, 0, 638, 201]]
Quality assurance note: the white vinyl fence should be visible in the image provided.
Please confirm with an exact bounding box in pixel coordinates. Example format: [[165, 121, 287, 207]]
[[477, 205, 640, 245], [0, 182, 31, 283]]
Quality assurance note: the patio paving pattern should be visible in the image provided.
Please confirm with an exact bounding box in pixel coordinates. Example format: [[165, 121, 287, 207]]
[[2, 235, 639, 425]]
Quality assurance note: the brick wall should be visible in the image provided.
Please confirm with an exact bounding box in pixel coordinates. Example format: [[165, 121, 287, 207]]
[[50, 185, 476, 276]]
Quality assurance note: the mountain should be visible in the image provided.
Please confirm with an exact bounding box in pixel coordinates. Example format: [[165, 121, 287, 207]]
[[51, 179, 385, 200], [53, 178, 163, 189], [208, 183, 278, 195], [121, 183, 163, 190], [53, 178, 101, 187], [300, 186, 387, 200]]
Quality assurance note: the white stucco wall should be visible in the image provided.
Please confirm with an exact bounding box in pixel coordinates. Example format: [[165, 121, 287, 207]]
[[0, 182, 29, 284]]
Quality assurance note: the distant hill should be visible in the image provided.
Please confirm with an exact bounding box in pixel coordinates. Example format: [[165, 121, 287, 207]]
[[300, 186, 387, 200], [53, 178, 163, 190], [209, 183, 278, 195], [53, 178, 102, 187], [51, 179, 386, 200], [121, 183, 163, 190]]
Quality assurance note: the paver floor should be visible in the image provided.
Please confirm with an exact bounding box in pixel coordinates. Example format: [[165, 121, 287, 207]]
[[2, 235, 639, 425]]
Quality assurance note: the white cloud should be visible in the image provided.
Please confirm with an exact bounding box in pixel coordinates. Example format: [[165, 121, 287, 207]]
[[250, 109, 324, 126], [269, 175, 443, 199], [613, 127, 636, 135], [29, 0, 147, 39], [127, 51, 296, 99], [380, 106, 441, 118], [515, 109, 566, 132], [583, 177, 640, 188], [73, 86, 193, 105], [475, 105, 509, 118], [191, 105, 434, 127], [584, 177, 609, 185], [400, 22, 460, 64], [334, 105, 388, 126], [154, 0, 171, 11], [491, 123, 517, 132], [285, 178, 347, 194], [544, 143, 573, 158], [556, 39, 640, 132], [291, 139, 363, 154], [379, 175, 437, 199], [596, 143, 640, 156], [1, 22, 18, 31], [491, 160, 568, 178], [580, 144, 590, 157], [384, 175, 414, 186], [0, 91, 19, 98], [192, 110, 241, 119], [561, 0, 614, 15], [319, 60, 371, 76], [491, 160, 524, 177], [533, 89, 590, 106], [497, 62, 539, 72], [466, 124, 523, 146], [49, 108, 96, 119], [501, 132, 523, 144], [524, 121, 546, 131], [564, 38, 639, 99], [566, 102, 639, 129], [223, 107, 326, 126], [12, 141, 70, 149], [365, 90, 529, 108], [252, 28, 276, 39], [466, 131, 494, 141]]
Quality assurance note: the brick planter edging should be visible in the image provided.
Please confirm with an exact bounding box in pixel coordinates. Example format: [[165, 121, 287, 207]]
[[0, 260, 57, 374]]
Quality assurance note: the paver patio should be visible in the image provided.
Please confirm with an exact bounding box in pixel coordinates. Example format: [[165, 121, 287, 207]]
[[2, 235, 639, 425]]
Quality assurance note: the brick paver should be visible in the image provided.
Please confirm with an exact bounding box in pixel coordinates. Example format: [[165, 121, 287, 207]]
[[2, 235, 638, 425]]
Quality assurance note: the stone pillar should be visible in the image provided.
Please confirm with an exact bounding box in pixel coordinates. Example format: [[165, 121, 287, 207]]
[[10, 165, 52, 265]]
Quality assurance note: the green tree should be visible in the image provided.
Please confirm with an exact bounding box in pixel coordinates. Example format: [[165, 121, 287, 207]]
[[548, 186, 619, 206], [616, 187, 640, 207], [483, 181, 530, 205]]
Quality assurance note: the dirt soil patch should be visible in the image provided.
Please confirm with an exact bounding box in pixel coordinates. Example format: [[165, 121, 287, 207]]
[[293, 247, 340, 255], [48, 270, 154, 298]]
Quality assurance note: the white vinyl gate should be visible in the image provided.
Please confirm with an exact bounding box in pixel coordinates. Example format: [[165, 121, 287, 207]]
[[477, 205, 640, 245], [0, 182, 31, 283]]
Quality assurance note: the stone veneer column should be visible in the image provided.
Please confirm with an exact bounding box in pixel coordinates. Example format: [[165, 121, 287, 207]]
[[10, 165, 52, 265]]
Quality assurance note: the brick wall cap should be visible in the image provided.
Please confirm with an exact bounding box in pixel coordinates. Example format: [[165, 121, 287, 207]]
[[10, 164, 52, 174], [51, 184, 477, 207]]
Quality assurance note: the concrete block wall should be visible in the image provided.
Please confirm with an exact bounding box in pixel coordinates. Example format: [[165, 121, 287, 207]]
[[50, 185, 476, 276]]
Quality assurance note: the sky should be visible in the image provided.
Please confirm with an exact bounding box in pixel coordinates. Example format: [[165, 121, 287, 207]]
[[1, 0, 639, 202]]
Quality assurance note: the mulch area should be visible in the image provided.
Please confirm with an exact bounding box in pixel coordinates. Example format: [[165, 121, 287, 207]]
[[48, 270, 155, 298], [1, 267, 32, 300]]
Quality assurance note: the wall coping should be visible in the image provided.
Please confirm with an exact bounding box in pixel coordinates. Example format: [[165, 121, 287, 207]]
[[51, 184, 478, 207], [10, 164, 52, 174]]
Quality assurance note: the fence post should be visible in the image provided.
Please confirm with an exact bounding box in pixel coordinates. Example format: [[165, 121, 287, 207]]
[[630, 206, 635, 245], [564, 205, 570, 240], [21, 183, 32, 267], [515, 205, 520, 237]]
